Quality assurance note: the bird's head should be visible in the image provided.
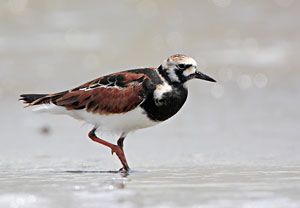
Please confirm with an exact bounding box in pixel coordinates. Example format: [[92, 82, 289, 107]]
[[159, 54, 216, 84]]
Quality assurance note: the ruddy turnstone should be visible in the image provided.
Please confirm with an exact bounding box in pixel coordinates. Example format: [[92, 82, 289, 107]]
[[20, 54, 216, 172]]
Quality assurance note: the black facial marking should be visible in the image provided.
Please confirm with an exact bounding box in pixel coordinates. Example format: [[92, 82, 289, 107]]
[[177, 64, 192, 70], [178, 64, 185, 69], [175, 69, 188, 83], [185, 64, 192, 68]]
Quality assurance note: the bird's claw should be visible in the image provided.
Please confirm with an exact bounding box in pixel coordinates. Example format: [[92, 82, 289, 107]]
[[118, 167, 130, 173]]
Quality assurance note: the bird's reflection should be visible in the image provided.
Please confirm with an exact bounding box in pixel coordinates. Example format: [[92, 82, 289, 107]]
[[64, 170, 129, 178], [64, 170, 129, 177]]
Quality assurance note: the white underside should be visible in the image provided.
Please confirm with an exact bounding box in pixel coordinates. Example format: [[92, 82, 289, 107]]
[[32, 103, 160, 135]]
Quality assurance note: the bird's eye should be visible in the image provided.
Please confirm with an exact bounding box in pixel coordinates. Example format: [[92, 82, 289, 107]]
[[177, 64, 185, 69]]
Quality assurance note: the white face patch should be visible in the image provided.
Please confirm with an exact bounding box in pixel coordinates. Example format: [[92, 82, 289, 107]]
[[183, 66, 196, 77], [167, 68, 180, 82]]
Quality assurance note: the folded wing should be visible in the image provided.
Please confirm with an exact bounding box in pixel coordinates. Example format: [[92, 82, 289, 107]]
[[21, 71, 152, 115]]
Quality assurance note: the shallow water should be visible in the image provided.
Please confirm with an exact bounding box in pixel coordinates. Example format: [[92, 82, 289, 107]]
[[1, 0, 300, 207], [1, 160, 300, 208]]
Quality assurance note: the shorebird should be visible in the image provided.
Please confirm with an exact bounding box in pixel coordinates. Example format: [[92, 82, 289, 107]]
[[20, 54, 216, 172]]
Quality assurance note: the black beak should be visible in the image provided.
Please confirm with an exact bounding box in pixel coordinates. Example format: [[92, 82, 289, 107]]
[[194, 71, 216, 82]]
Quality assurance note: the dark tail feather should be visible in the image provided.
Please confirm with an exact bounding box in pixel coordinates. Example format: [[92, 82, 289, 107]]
[[20, 91, 68, 106], [19, 94, 48, 105]]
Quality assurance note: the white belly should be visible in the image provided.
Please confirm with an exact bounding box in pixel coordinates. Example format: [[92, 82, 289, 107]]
[[72, 107, 159, 134], [32, 104, 160, 135]]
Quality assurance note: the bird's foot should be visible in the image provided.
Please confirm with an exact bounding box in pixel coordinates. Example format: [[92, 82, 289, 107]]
[[88, 129, 130, 173], [118, 167, 130, 173], [110, 145, 130, 172]]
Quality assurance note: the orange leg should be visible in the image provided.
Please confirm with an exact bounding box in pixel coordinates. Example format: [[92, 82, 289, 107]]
[[88, 128, 130, 172]]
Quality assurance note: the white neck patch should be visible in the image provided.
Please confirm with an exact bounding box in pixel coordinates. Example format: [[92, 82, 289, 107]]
[[153, 82, 172, 102]]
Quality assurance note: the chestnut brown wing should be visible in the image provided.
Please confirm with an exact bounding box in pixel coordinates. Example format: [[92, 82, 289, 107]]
[[54, 72, 150, 115]]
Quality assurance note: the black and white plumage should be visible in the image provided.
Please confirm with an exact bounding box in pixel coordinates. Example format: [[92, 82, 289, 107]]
[[20, 54, 216, 172]]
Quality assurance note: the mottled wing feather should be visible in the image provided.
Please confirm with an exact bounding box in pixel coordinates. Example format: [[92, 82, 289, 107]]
[[54, 72, 149, 115]]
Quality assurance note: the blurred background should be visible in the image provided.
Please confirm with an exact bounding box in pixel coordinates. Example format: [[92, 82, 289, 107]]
[[0, 0, 299, 208]]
